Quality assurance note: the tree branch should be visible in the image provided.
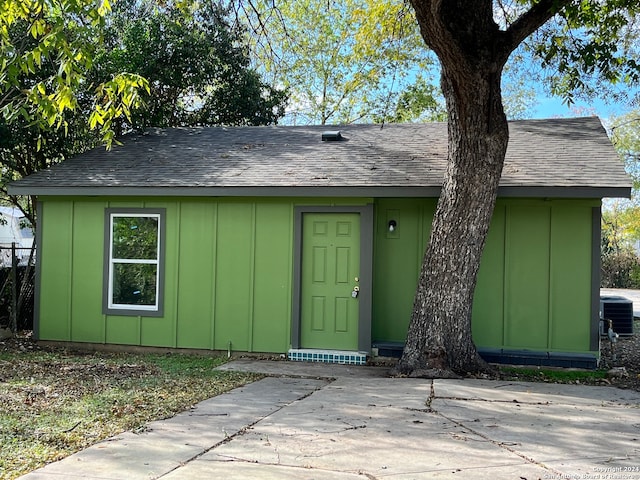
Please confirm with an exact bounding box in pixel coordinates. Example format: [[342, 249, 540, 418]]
[[500, 0, 573, 59], [409, 0, 465, 61]]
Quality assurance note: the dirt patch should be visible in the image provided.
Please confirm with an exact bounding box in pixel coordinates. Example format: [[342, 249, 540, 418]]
[[0, 333, 161, 388], [596, 319, 640, 391]]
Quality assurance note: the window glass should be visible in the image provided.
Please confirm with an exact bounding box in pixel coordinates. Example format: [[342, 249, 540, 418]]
[[106, 211, 163, 314], [112, 263, 158, 306], [112, 216, 158, 260]]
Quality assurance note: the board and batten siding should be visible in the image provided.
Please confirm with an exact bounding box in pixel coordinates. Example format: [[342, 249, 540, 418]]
[[38, 198, 295, 351], [37, 197, 368, 352], [37, 196, 598, 355], [372, 198, 598, 354]]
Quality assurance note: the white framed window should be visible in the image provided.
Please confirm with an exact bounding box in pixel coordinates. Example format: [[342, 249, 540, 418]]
[[103, 208, 165, 316]]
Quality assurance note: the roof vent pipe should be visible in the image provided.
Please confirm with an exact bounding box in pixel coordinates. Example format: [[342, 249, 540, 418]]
[[322, 131, 343, 141]]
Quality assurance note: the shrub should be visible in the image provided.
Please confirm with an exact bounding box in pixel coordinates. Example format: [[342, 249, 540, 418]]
[[601, 249, 640, 288]]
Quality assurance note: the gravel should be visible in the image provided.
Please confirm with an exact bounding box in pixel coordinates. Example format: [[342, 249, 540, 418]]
[[598, 318, 640, 390]]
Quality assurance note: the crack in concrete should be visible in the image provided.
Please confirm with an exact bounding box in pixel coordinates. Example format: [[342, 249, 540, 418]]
[[436, 409, 561, 474], [437, 396, 551, 406], [425, 379, 436, 411], [428, 381, 564, 478], [155, 380, 329, 479], [274, 442, 281, 465], [186, 412, 230, 417], [313, 423, 368, 434], [201, 455, 379, 479]]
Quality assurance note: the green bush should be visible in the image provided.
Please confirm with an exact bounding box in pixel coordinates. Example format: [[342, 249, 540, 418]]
[[601, 249, 640, 288]]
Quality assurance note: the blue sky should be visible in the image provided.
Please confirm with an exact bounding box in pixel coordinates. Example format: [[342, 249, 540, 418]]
[[531, 94, 633, 121]]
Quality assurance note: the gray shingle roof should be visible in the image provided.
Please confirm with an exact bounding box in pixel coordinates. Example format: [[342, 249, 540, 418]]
[[8, 116, 631, 198]]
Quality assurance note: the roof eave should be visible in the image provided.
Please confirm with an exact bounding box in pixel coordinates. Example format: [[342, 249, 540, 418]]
[[497, 186, 631, 199], [7, 184, 632, 199]]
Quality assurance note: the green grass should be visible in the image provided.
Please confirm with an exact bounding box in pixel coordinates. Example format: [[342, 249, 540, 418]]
[[500, 366, 608, 382], [0, 348, 260, 480]]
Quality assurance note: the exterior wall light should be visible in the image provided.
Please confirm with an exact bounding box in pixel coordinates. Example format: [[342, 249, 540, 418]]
[[388, 220, 397, 232]]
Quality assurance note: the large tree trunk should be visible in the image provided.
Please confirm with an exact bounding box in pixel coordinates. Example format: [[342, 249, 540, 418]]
[[394, 67, 508, 376], [395, 0, 568, 377]]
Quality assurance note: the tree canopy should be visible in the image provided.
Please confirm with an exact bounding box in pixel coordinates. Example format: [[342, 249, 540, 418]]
[[240, 0, 437, 124], [528, 1, 640, 106], [0, 0, 106, 223], [0, 0, 149, 145], [599, 110, 640, 289], [611, 111, 640, 195], [92, 0, 288, 131], [0, 0, 287, 146]]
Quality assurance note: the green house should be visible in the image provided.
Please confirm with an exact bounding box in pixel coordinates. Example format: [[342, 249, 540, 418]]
[[9, 117, 631, 367]]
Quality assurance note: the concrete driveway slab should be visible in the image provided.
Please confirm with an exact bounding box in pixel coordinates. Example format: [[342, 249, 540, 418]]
[[19, 360, 640, 480], [20, 376, 328, 480], [434, 378, 640, 406], [205, 376, 550, 479], [161, 459, 367, 480], [431, 378, 640, 479]]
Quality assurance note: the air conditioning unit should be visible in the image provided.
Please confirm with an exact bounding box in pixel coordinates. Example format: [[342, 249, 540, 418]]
[[600, 296, 634, 336]]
